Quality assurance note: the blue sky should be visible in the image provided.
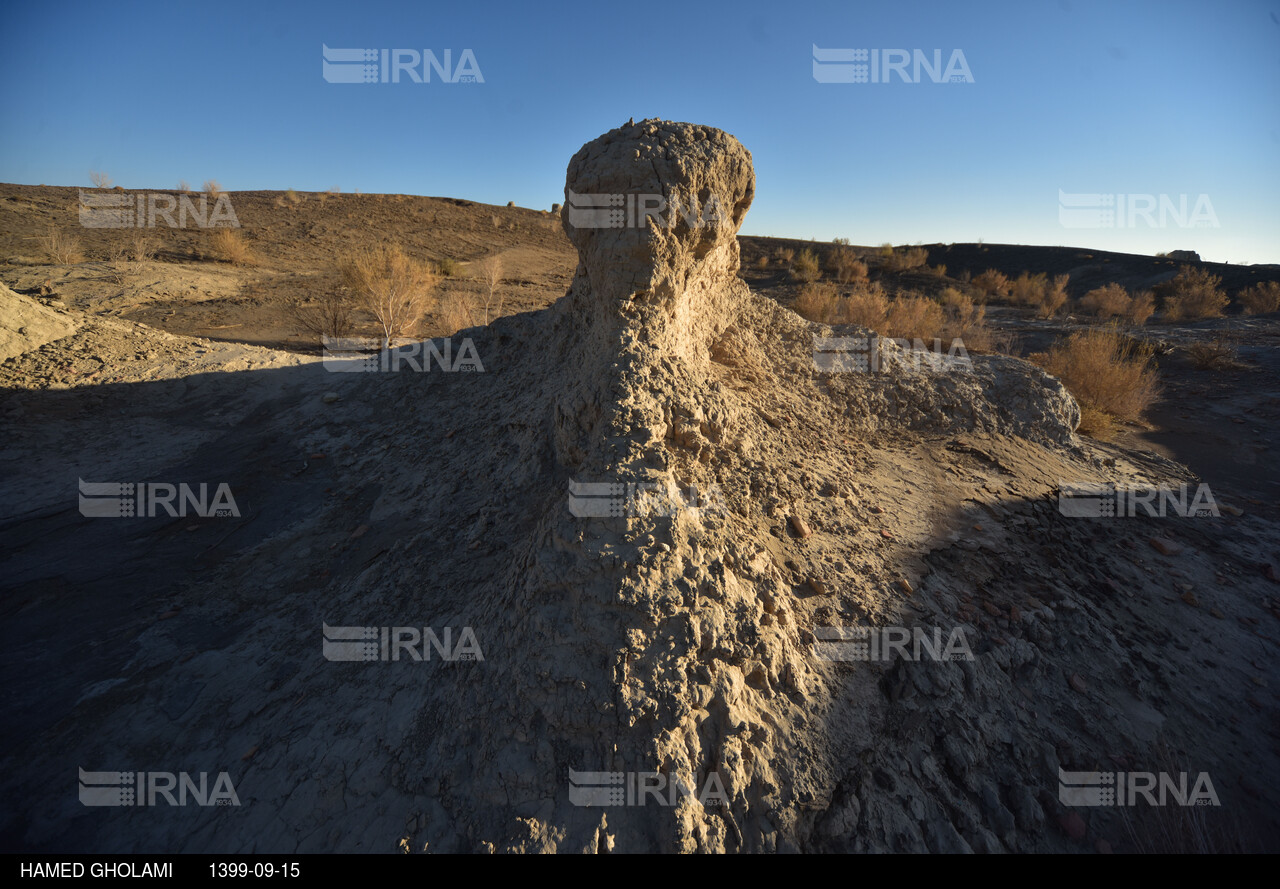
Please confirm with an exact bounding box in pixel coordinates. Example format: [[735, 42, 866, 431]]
[[3, 0, 1278, 262]]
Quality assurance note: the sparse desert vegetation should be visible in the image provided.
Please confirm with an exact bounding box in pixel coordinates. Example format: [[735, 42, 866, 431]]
[[209, 228, 253, 265], [1157, 265, 1229, 321], [337, 244, 438, 347], [790, 247, 821, 282], [1239, 280, 1280, 315], [1032, 326, 1161, 438], [40, 225, 84, 264]]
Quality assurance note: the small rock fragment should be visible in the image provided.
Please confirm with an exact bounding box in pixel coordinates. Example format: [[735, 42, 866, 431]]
[[1149, 537, 1182, 556]]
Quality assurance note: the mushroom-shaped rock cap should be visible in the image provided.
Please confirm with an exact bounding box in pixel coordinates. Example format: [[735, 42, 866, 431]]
[[562, 120, 755, 297]]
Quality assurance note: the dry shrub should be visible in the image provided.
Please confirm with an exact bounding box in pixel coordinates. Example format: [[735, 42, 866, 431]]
[[471, 253, 506, 324], [878, 244, 929, 272], [884, 293, 945, 340], [775, 247, 795, 265], [1035, 326, 1161, 437], [287, 283, 356, 343], [436, 257, 460, 278], [1080, 283, 1130, 318], [1124, 290, 1156, 325], [827, 247, 867, 284], [794, 281, 890, 331], [130, 232, 154, 263], [41, 225, 84, 264], [1081, 283, 1155, 325], [939, 286, 997, 350], [1008, 271, 1047, 307], [89, 170, 112, 189], [203, 180, 223, 198], [971, 268, 1009, 300], [1185, 337, 1240, 371], [1037, 273, 1069, 318], [210, 228, 253, 265], [1238, 281, 1280, 315], [929, 263, 947, 278], [791, 248, 821, 283], [177, 180, 191, 194], [756, 255, 770, 270], [1158, 265, 1228, 321], [338, 244, 438, 347]]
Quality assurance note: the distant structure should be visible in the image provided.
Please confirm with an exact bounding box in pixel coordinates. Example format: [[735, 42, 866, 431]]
[[1168, 250, 1200, 262]]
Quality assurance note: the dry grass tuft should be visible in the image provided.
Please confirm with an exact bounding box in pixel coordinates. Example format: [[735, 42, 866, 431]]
[[210, 228, 253, 265]]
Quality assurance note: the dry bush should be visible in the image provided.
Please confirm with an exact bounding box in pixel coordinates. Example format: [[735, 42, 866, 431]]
[[929, 263, 947, 278], [1080, 283, 1130, 318], [775, 247, 795, 265], [287, 284, 357, 343], [971, 268, 1009, 300], [436, 292, 488, 333], [203, 180, 223, 197], [338, 245, 438, 347], [1238, 280, 1280, 315], [41, 226, 84, 264], [794, 281, 892, 332], [938, 286, 998, 350], [436, 257, 460, 278], [471, 253, 506, 324], [1008, 271, 1047, 307], [130, 232, 154, 263], [1035, 327, 1161, 438], [791, 248, 821, 283], [827, 247, 867, 284], [884, 293, 945, 340], [210, 228, 253, 265], [756, 255, 770, 270], [89, 170, 112, 189], [794, 282, 844, 323], [285, 189, 301, 205], [177, 180, 191, 194], [1124, 290, 1156, 326], [105, 233, 153, 284], [1185, 337, 1241, 371], [1037, 274, 1069, 318], [879, 244, 929, 272], [1158, 265, 1228, 321]]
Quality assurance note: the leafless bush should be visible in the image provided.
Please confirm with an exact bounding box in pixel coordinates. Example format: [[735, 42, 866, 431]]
[[41, 225, 83, 264], [338, 245, 438, 347]]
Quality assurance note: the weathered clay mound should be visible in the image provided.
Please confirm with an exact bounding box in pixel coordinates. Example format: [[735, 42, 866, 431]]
[[3, 122, 1276, 854], [0, 284, 77, 362]]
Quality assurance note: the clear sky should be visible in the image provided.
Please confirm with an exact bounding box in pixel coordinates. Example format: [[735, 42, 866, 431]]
[[3, 0, 1277, 263]]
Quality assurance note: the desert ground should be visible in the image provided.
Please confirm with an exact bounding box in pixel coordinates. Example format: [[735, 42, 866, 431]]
[[2, 121, 1279, 853]]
